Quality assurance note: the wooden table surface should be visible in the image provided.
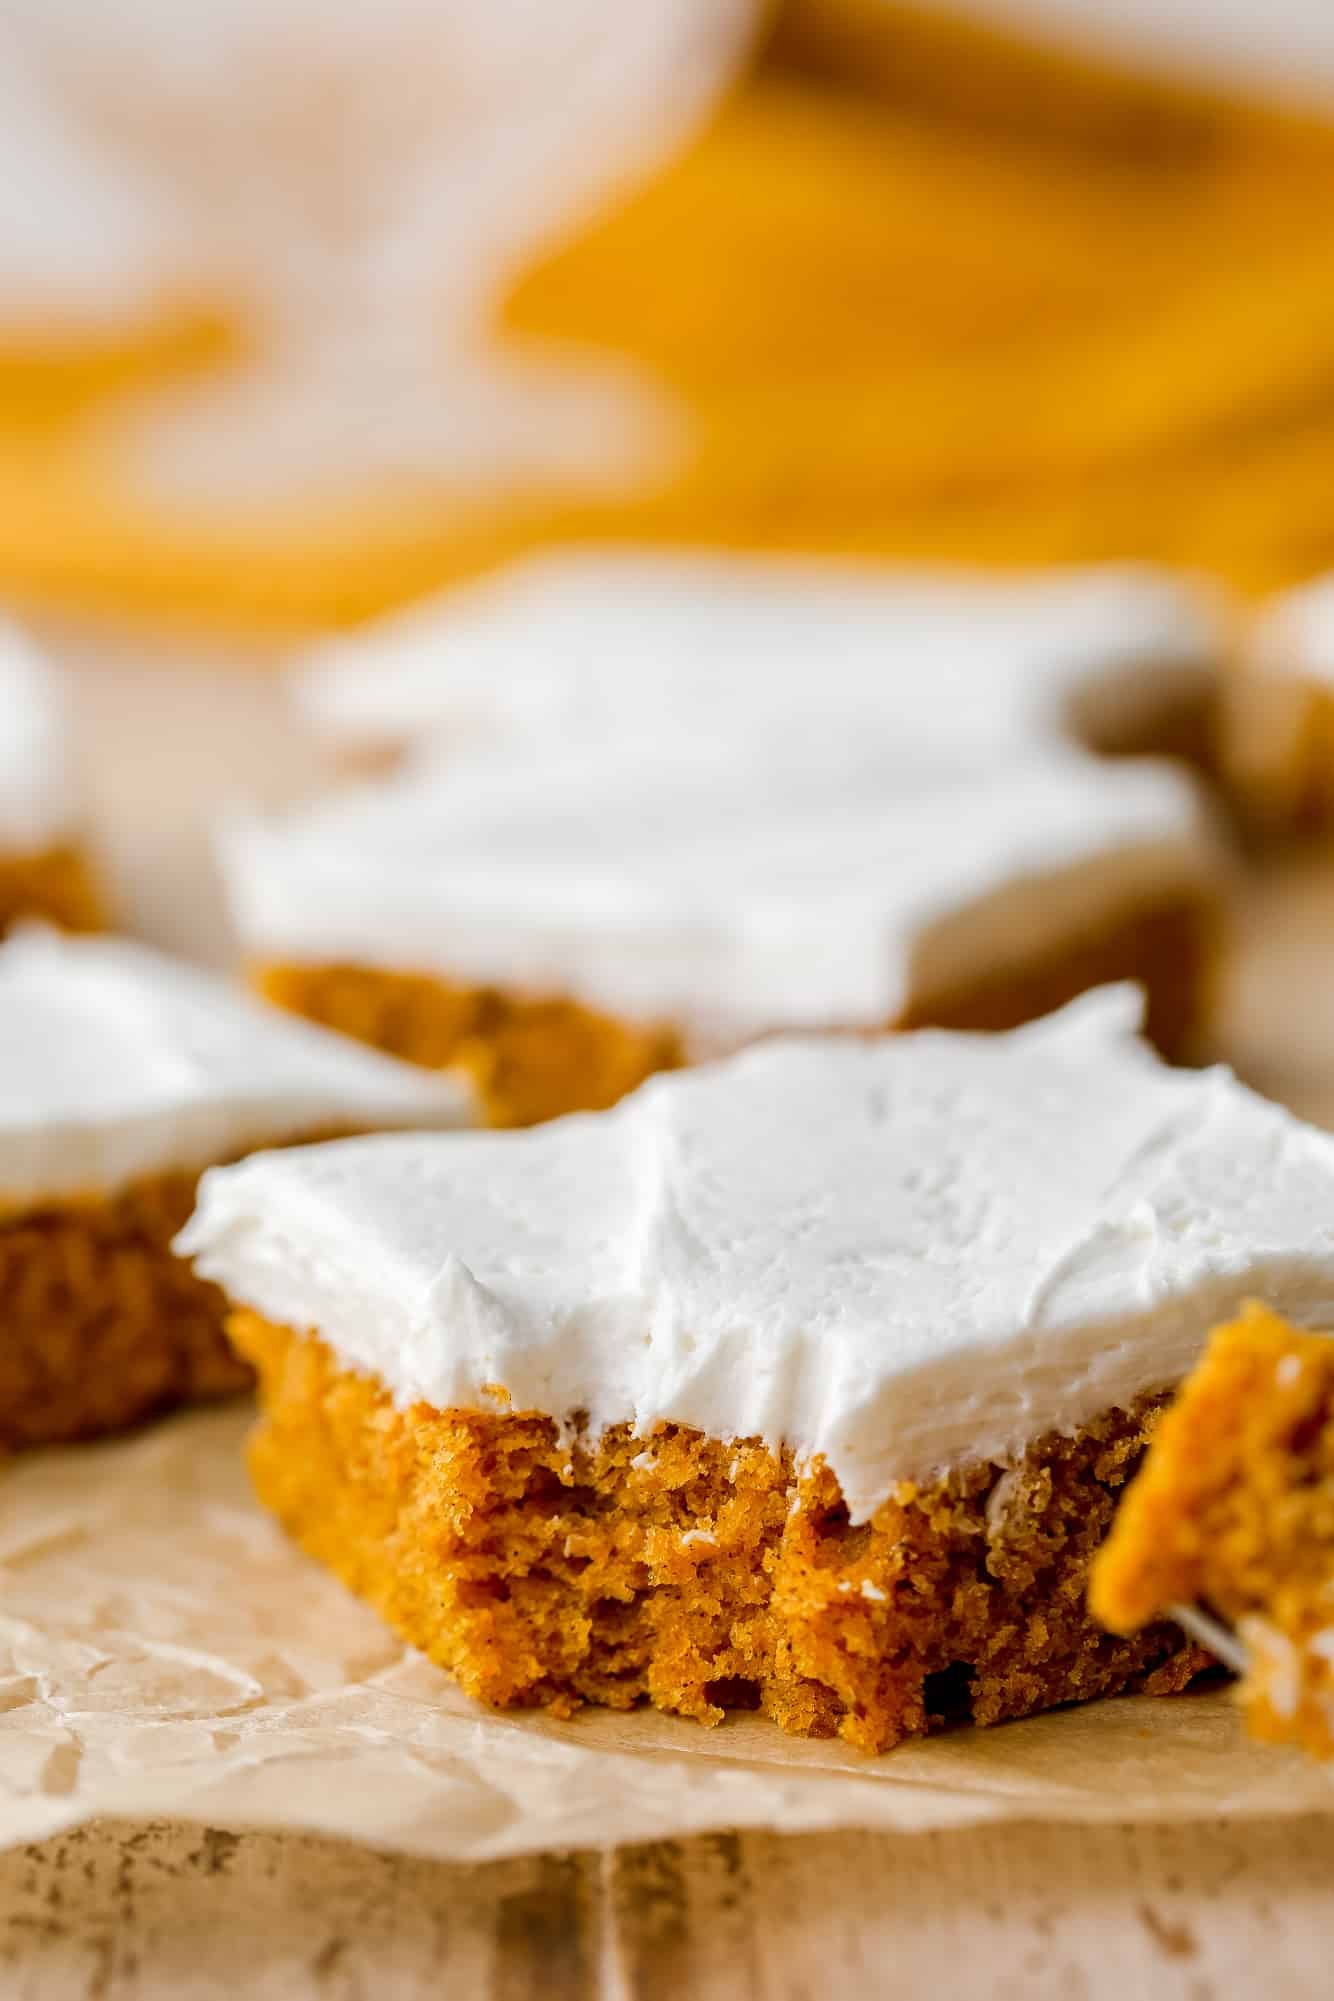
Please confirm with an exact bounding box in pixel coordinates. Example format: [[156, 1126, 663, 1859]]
[[6, 640, 1334, 2000], [4, 1814, 1333, 1999]]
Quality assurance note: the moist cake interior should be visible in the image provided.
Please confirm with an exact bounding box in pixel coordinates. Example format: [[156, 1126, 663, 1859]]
[[233, 1313, 1207, 1753], [1093, 1303, 1334, 1757]]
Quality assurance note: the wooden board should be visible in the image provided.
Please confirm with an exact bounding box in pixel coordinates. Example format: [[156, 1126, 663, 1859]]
[[4, 1815, 1334, 1998]]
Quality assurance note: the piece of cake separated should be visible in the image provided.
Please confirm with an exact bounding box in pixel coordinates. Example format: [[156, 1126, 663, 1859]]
[[289, 549, 1224, 773], [179, 987, 1334, 1754], [0, 622, 103, 935], [1093, 1304, 1334, 1759], [0, 927, 472, 1450], [221, 735, 1225, 1128], [1223, 573, 1334, 837]]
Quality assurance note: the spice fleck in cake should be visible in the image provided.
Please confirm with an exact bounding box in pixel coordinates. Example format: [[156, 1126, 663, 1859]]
[[223, 739, 1224, 1127], [1093, 1304, 1334, 1758], [179, 987, 1334, 1753], [289, 549, 1224, 773], [0, 623, 102, 935], [0, 927, 472, 1450]]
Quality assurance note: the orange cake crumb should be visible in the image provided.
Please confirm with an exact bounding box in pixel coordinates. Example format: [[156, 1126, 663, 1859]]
[[255, 962, 686, 1128], [254, 888, 1217, 1127], [0, 842, 103, 938], [232, 1313, 1207, 1753], [1091, 1303, 1334, 1757], [0, 1165, 251, 1451]]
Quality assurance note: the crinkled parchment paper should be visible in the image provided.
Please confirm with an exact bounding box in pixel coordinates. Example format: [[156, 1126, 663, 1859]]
[[1, 1403, 1329, 1861]]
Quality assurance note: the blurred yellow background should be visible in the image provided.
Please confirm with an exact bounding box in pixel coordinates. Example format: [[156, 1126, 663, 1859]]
[[4, 0, 1334, 634]]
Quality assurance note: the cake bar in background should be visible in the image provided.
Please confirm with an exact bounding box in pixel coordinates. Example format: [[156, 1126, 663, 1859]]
[[1223, 575, 1334, 837], [0, 927, 472, 1449], [0, 622, 103, 936], [221, 736, 1224, 1126], [288, 551, 1225, 776]]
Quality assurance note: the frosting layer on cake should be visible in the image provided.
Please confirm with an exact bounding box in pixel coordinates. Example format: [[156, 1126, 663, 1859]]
[[179, 987, 1334, 1519], [0, 623, 76, 850], [0, 927, 472, 1202], [221, 742, 1219, 1041], [290, 549, 1222, 760]]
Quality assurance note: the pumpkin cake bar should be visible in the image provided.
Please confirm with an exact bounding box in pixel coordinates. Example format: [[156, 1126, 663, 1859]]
[[1093, 1304, 1334, 1759], [178, 987, 1334, 1754], [0, 927, 471, 1450], [1223, 573, 1334, 837], [0, 621, 102, 935], [221, 739, 1225, 1127], [289, 548, 1225, 774]]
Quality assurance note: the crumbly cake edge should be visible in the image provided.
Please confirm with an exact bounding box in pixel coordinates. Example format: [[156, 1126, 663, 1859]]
[[1092, 1302, 1334, 1757], [230, 1311, 1210, 1755]]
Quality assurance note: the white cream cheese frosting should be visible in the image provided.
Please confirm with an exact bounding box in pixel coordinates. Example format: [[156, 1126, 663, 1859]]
[[0, 927, 473, 1204], [288, 549, 1223, 761], [1250, 573, 1334, 687], [0, 621, 77, 850], [179, 987, 1334, 1521], [219, 741, 1221, 1043]]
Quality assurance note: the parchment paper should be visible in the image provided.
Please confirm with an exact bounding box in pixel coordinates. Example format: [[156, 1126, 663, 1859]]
[[2, 1402, 1329, 1862]]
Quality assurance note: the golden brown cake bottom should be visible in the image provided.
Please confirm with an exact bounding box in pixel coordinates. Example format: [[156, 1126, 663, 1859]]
[[254, 887, 1217, 1128], [0, 1166, 251, 1452], [231, 1313, 1208, 1754], [0, 841, 104, 939], [1092, 1304, 1334, 1758]]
